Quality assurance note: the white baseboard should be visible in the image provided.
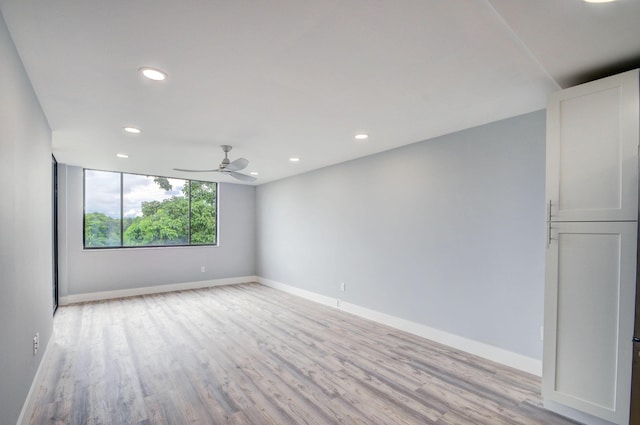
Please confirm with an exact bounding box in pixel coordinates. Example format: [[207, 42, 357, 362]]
[[543, 399, 616, 425], [17, 334, 54, 425], [257, 276, 542, 377], [258, 277, 338, 308], [59, 275, 258, 305]]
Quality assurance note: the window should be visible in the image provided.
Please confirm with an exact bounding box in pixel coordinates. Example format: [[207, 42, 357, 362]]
[[84, 170, 121, 247], [84, 169, 217, 248]]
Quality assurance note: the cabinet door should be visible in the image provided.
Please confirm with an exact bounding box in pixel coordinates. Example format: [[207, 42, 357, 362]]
[[546, 69, 639, 221], [543, 221, 637, 424]]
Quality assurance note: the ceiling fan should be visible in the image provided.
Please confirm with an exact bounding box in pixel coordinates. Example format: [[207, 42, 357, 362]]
[[174, 145, 256, 182]]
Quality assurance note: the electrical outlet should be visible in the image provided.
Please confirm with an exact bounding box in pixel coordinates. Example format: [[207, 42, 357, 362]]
[[201, 266, 206, 273], [340, 282, 346, 292], [33, 332, 39, 356]]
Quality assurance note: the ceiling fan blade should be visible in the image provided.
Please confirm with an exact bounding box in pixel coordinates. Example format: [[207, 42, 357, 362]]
[[229, 171, 256, 182], [173, 167, 220, 172], [225, 157, 249, 172]]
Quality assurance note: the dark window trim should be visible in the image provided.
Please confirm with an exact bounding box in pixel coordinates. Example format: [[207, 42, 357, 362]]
[[119, 172, 124, 246], [52, 155, 59, 313], [83, 169, 218, 249], [188, 181, 192, 243]]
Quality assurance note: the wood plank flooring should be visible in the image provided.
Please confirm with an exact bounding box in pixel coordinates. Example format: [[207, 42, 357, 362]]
[[29, 283, 579, 424]]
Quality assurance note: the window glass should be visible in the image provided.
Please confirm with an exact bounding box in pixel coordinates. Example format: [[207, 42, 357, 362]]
[[190, 181, 217, 245], [84, 170, 122, 247], [123, 175, 189, 246]]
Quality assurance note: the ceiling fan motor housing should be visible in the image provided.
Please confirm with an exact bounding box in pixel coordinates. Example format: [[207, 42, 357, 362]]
[[220, 145, 232, 168]]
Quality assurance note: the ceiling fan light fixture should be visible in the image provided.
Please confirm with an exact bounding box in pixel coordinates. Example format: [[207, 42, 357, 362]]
[[123, 126, 141, 134], [139, 67, 167, 81]]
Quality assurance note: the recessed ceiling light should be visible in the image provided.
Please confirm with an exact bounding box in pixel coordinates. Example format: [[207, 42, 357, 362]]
[[139, 67, 167, 81], [355, 134, 369, 140], [123, 127, 141, 134], [289, 157, 300, 162], [116, 153, 129, 158], [250, 172, 259, 176], [583, 0, 616, 3]]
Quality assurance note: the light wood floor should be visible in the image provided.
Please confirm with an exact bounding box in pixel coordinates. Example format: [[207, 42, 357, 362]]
[[30, 283, 579, 425]]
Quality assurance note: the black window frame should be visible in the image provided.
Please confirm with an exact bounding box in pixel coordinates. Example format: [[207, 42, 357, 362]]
[[83, 169, 218, 249]]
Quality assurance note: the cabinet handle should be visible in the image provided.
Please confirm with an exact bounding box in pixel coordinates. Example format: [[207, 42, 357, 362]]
[[546, 222, 558, 247], [546, 200, 553, 248]]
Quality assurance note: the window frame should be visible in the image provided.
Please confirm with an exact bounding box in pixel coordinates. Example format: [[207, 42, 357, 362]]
[[83, 169, 218, 249]]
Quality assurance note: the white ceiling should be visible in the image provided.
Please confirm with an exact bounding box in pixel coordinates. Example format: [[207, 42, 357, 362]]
[[1, 0, 639, 184]]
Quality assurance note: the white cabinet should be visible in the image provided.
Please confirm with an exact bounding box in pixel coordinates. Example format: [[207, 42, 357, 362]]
[[546, 69, 639, 222], [543, 221, 637, 424], [543, 69, 639, 425]]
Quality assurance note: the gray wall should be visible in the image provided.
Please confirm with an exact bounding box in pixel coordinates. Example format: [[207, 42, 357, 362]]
[[256, 111, 546, 359], [58, 165, 256, 296], [0, 11, 53, 425]]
